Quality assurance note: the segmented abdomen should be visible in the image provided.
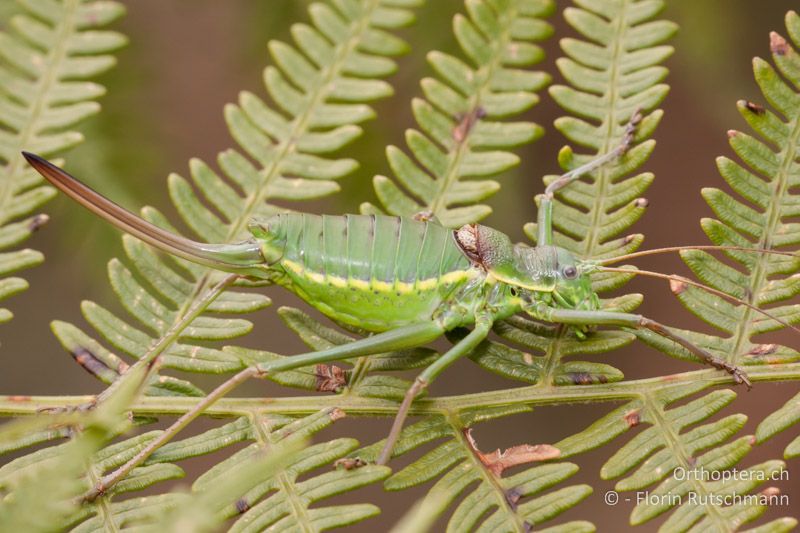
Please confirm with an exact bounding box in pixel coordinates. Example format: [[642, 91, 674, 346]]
[[254, 213, 474, 330]]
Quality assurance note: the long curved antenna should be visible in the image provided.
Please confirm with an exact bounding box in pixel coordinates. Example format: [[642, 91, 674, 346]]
[[600, 245, 798, 265], [600, 266, 800, 336], [22, 152, 265, 274]]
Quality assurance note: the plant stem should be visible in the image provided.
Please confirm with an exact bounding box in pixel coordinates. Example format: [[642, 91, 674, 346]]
[[4, 364, 799, 420], [92, 273, 240, 407]]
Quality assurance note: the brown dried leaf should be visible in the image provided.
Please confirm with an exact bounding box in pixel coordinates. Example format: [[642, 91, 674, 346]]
[[315, 364, 347, 393], [464, 428, 560, 477]]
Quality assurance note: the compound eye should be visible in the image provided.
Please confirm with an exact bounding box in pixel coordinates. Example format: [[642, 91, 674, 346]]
[[562, 266, 578, 279]]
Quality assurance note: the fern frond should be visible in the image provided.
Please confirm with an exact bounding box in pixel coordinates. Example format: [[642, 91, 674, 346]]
[[466, 313, 629, 385], [262, 0, 556, 432], [636, 11, 800, 455], [148, 440, 301, 533], [473, 0, 675, 386], [357, 406, 592, 531], [152, 409, 386, 532], [0, 0, 126, 322], [559, 383, 792, 530], [4, 409, 383, 532], [636, 9, 800, 373], [49, 0, 420, 389], [361, 0, 554, 227], [527, 0, 674, 261]]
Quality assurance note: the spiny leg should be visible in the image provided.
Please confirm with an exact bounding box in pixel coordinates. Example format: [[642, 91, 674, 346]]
[[541, 307, 751, 388], [376, 315, 493, 465], [537, 109, 643, 246], [89, 321, 445, 499]]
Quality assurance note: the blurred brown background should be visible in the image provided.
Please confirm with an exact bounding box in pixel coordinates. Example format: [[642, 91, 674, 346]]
[[1, 0, 799, 530]]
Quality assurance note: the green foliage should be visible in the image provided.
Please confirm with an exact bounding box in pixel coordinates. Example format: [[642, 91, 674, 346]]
[[644, 8, 800, 469], [358, 405, 593, 531], [146, 409, 387, 533], [636, 9, 800, 373], [0, 359, 145, 532], [559, 383, 790, 530], [49, 0, 421, 395], [0, 0, 126, 322], [757, 390, 800, 459], [487, 0, 675, 387], [545, 7, 800, 529], [2, 2, 800, 533], [362, 0, 554, 227]]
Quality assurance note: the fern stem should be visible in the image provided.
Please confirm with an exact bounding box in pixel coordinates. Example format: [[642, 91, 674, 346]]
[[582, 0, 629, 256], [5, 364, 800, 419], [251, 413, 315, 532], [425, 1, 515, 216], [642, 391, 730, 529], [729, 115, 800, 366], [92, 274, 239, 407]]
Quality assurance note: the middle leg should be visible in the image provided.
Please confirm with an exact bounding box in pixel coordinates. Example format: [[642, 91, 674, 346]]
[[376, 315, 493, 465]]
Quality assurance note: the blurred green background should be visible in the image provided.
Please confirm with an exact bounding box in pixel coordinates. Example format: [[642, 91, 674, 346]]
[[1, 0, 799, 530]]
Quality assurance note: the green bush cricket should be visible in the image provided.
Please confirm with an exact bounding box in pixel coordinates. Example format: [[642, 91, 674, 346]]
[[24, 111, 793, 479]]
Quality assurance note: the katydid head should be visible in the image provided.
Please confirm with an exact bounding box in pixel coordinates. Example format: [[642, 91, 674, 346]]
[[454, 224, 599, 312]]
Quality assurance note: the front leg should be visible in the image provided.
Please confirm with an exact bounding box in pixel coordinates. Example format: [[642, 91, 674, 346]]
[[540, 306, 751, 388]]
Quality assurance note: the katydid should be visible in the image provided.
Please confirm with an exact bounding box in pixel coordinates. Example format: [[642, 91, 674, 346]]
[[24, 124, 773, 468]]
